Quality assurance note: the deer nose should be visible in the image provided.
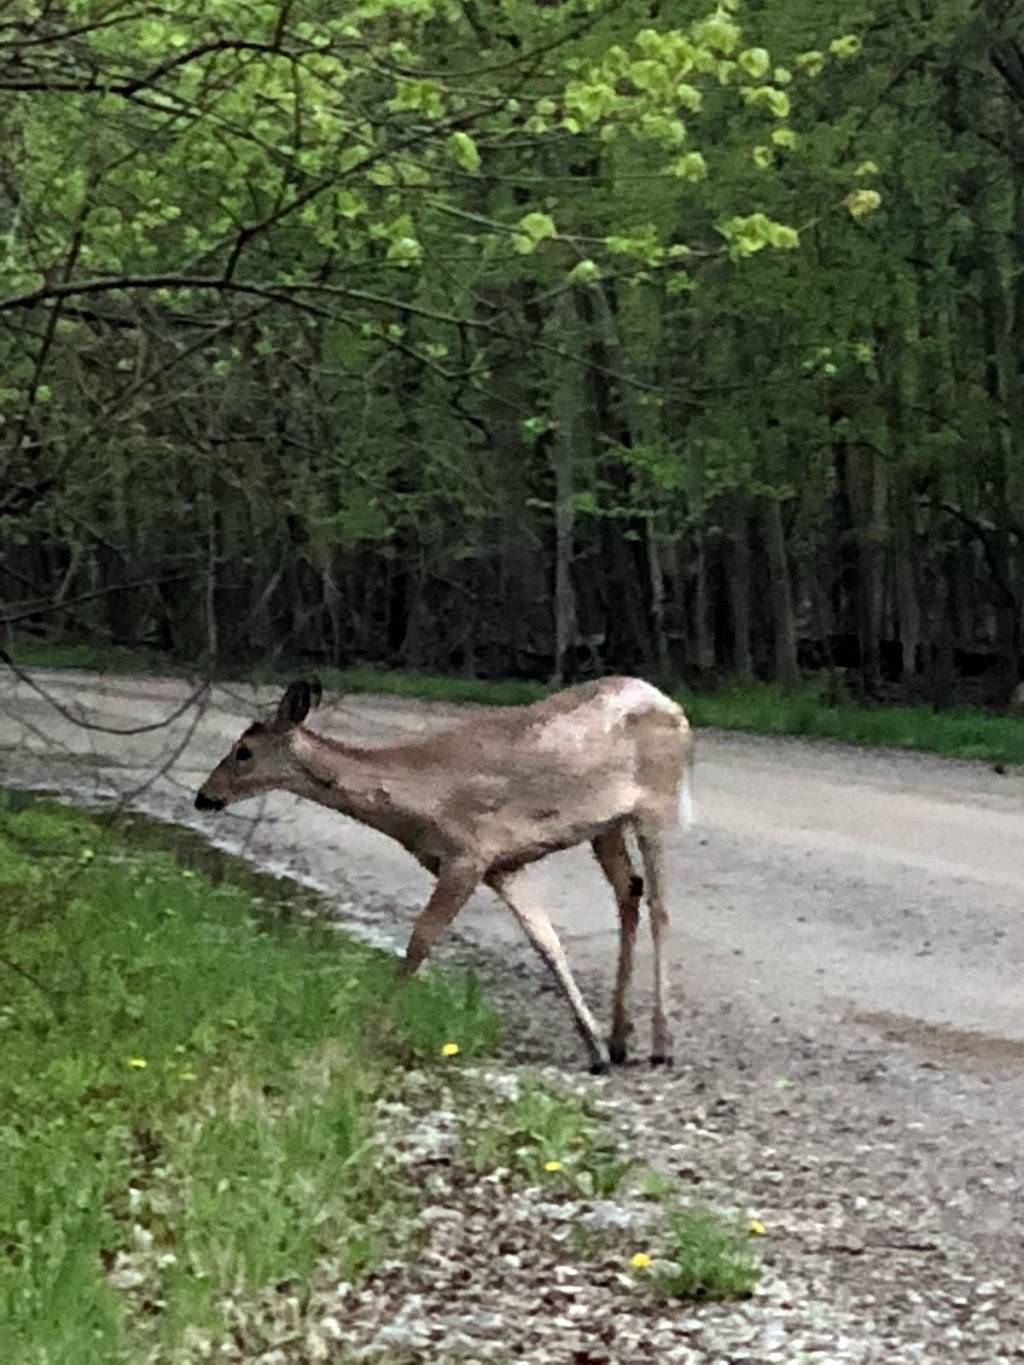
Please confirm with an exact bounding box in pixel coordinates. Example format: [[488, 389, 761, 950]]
[[194, 792, 225, 812]]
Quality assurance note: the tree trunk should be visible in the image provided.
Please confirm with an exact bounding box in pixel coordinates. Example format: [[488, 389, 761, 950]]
[[551, 291, 581, 683], [982, 175, 1023, 697], [889, 268, 923, 687], [892, 480, 921, 685], [761, 497, 800, 688], [690, 531, 716, 674], [728, 494, 753, 679]]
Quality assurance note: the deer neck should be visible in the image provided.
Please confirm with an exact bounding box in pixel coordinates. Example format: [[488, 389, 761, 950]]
[[286, 727, 420, 841]]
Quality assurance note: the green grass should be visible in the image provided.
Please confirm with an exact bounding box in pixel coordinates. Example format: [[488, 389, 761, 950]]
[[463, 1084, 764, 1302], [7, 639, 1023, 764], [465, 1079, 632, 1198], [652, 1208, 761, 1302], [685, 680, 1024, 766], [0, 794, 500, 1364], [4, 639, 171, 675]]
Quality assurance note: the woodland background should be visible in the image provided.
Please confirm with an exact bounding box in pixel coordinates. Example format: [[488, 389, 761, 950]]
[[2, 0, 1023, 708]]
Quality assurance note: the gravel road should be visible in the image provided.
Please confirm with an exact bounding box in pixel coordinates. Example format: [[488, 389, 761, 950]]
[[2, 669, 1023, 1361]]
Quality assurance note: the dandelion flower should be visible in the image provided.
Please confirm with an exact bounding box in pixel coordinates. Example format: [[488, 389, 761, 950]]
[[748, 1218, 767, 1236], [544, 1160, 562, 1173], [440, 1042, 460, 1057], [630, 1252, 653, 1270], [128, 1058, 147, 1069]]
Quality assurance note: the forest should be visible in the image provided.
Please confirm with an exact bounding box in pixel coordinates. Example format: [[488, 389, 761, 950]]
[[2, 0, 1023, 709]]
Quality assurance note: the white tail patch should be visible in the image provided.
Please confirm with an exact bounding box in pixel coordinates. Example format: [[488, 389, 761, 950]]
[[680, 768, 695, 829]]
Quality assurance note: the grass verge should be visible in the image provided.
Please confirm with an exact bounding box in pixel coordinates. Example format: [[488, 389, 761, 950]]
[[7, 640, 1024, 766], [686, 680, 1024, 766], [0, 793, 499, 1364]]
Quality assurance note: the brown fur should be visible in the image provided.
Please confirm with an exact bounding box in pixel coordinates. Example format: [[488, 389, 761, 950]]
[[195, 676, 694, 1071]]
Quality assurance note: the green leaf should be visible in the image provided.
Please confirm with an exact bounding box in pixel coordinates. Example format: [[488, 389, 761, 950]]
[[388, 79, 444, 118], [568, 260, 600, 284], [845, 189, 882, 218], [448, 131, 481, 174], [670, 151, 707, 182], [693, 12, 741, 56], [565, 77, 621, 124], [520, 415, 553, 440], [829, 35, 862, 60], [738, 48, 770, 80], [517, 212, 557, 246], [337, 190, 368, 219], [766, 87, 790, 118], [741, 86, 791, 118], [675, 83, 703, 112], [766, 223, 799, 249], [717, 213, 799, 257], [386, 236, 423, 265], [796, 50, 825, 77]]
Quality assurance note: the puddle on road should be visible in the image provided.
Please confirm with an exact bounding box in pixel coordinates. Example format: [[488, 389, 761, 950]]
[[855, 1008, 1024, 1071]]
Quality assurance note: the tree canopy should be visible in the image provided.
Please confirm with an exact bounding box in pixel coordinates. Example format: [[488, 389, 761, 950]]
[[2, 0, 1022, 704]]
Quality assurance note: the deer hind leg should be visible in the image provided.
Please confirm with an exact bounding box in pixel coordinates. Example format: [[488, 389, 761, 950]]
[[591, 826, 643, 1066], [400, 857, 481, 977], [487, 871, 608, 1075], [636, 827, 673, 1066]]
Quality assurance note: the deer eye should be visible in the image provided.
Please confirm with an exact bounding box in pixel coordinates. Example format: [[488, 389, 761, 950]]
[[236, 745, 253, 763]]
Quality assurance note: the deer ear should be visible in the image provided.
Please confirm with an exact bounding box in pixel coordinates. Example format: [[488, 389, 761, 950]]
[[275, 680, 312, 731]]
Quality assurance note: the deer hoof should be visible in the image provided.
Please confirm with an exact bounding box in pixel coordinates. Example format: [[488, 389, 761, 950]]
[[608, 1042, 628, 1066], [649, 1052, 674, 1068], [588, 1059, 611, 1076]]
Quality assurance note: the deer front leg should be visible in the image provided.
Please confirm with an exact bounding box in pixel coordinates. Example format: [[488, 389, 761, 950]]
[[488, 871, 609, 1075], [401, 857, 482, 977]]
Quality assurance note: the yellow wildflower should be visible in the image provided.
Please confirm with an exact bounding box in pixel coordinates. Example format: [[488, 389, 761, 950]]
[[543, 1160, 562, 1173], [748, 1218, 767, 1236], [440, 1042, 460, 1057], [630, 1252, 653, 1270], [128, 1058, 147, 1069]]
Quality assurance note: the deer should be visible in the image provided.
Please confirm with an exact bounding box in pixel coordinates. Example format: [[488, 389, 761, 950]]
[[194, 676, 694, 1073]]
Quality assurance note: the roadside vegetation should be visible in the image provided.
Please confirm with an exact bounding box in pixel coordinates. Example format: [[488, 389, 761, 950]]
[[0, 793, 498, 1362], [461, 1081, 761, 1300], [7, 640, 1024, 767], [0, 792, 759, 1362]]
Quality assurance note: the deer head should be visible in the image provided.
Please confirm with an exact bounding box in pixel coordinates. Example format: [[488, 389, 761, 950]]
[[194, 678, 323, 811]]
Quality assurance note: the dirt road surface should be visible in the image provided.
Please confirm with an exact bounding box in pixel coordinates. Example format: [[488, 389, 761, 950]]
[[2, 668, 1023, 1361]]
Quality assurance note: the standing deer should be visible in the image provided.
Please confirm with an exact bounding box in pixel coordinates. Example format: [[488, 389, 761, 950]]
[[194, 676, 694, 1073]]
